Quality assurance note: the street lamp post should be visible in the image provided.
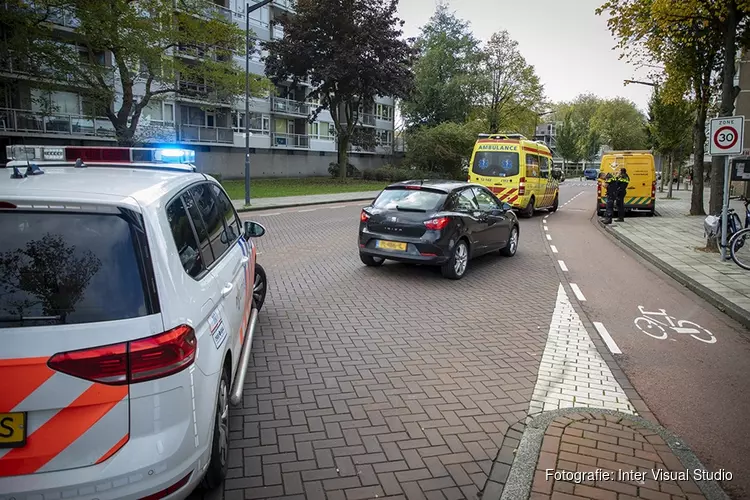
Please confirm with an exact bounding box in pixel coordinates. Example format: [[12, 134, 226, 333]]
[[245, 0, 275, 206]]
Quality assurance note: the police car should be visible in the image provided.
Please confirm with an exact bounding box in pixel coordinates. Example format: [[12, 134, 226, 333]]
[[0, 145, 267, 499]]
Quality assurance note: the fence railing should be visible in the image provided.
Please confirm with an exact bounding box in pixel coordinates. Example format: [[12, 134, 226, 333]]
[[271, 96, 309, 116], [271, 132, 310, 148], [0, 107, 116, 138], [179, 125, 234, 144]]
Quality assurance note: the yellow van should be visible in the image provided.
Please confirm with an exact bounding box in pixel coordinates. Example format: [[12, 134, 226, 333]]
[[467, 133, 559, 217], [596, 151, 656, 216]]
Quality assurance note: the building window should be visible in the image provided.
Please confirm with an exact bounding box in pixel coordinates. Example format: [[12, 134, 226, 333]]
[[232, 111, 270, 134]]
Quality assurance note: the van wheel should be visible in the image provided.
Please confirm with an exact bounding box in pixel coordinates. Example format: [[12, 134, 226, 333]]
[[202, 366, 230, 490], [521, 197, 535, 218], [550, 195, 559, 213]]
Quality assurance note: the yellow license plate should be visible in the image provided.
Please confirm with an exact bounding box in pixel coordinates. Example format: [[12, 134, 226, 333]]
[[0, 412, 27, 448], [376, 240, 407, 251]]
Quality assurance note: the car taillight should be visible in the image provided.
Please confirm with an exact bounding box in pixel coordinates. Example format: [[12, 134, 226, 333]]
[[0, 201, 17, 209], [518, 177, 526, 195], [651, 181, 656, 198], [424, 217, 450, 230], [360, 210, 370, 223], [597, 182, 601, 197], [48, 325, 197, 385]]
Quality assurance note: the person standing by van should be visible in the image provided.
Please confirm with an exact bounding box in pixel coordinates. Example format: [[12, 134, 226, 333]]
[[601, 172, 618, 224], [615, 167, 630, 222]]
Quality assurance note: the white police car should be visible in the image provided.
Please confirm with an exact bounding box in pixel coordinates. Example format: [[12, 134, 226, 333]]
[[0, 145, 267, 499]]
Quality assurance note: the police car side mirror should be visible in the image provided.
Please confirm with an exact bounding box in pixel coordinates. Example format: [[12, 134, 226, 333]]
[[244, 221, 266, 239]]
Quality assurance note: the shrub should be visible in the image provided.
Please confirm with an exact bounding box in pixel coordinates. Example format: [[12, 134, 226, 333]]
[[328, 162, 361, 178], [363, 165, 445, 182]]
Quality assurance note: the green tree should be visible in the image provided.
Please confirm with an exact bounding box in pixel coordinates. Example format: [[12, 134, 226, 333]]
[[647, 88, 694, 198], [479, 30, 546, 133], [1, 0, 261, 146], [400, 3, 484, 127], [591, 98, 648, 150], [555, 112, 583, 173], [264, 0, 415, 180], [405, 120, 487, 179]]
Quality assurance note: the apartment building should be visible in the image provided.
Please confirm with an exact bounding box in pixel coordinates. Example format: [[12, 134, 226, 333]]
[[0, 0, 397, 177]]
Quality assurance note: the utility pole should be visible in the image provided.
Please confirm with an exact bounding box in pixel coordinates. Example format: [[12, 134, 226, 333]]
[[245, 0, 276, 206]]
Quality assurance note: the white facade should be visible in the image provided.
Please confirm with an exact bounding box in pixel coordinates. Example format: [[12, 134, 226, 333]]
[[0, 0, 397, 164]]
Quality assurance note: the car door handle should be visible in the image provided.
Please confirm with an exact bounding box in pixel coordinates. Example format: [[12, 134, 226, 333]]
[[221, 282, 234, 296]]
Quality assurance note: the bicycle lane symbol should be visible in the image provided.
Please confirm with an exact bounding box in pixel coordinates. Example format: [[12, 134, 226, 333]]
[[633, 306, 717, 344]]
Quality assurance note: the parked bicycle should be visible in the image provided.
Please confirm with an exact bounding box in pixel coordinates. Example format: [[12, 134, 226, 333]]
[[704, 196, 749, 256], [728, 196, 750, 269]]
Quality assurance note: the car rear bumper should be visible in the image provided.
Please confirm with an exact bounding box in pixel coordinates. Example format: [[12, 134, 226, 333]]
[[359, 232, 450, 265]]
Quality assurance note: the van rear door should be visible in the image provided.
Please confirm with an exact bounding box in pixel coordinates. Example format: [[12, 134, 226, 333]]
[[623, 154, 656, 209]]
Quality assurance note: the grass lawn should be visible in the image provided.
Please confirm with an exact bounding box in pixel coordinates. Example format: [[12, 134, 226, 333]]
[[221, 177, 388, 200]]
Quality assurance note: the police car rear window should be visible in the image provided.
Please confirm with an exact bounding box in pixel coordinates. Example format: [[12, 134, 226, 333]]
[[0, 211, 153, 328], [472, 152, 520, 177]]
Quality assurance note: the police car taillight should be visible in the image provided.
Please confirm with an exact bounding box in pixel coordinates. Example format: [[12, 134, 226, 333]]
[[48, 325, 197, 385]]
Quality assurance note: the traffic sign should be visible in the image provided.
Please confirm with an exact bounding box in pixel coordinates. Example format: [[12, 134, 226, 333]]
[[710, 116, 745, 156]]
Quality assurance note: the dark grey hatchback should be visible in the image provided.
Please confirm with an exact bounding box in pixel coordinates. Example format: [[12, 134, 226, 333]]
[[358, 180, 519, 279]]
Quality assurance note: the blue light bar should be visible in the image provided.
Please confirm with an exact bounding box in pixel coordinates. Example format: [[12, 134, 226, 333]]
[[154, 148, 196, 164]]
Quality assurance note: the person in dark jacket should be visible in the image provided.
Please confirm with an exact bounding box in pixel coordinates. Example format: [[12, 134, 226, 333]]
[[601, 172, 618, 224], [615, 167, 630, 222]]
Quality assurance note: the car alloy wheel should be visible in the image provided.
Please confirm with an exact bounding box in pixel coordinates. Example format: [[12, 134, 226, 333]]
[[217, 378, 229, 468], [509, 228, 518, 254], [454, 241, 468, 276], [253, 263, 267, 310]]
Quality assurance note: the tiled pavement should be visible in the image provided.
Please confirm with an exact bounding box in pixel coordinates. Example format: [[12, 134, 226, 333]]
[[530, 413, 709, 500], [603, 189, 750, 328], [221, 204, 563, 499]]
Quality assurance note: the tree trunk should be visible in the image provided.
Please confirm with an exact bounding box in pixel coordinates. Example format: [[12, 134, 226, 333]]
[[690, 93, 708, 216], [659, 155, 665, 192], [337, 134, 349, 181], [667, 154, 674, 199], [114, 121, 136, 147], [709, 0, 739, 216]]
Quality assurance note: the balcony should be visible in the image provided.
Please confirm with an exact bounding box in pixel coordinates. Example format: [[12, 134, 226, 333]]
[[176, 44, 232, 63], [0, 57, 115, 86], [178, 125, 234, 144], [177, 80, 232, 105], [0, 107, 115, 139], [208, 3, 233, 21], [47, 7, 80, 28], [269, 0, 295, 13], [271, 25, 284, 40], [361, 114, 376, 127], [271, 132, 309, 149], [271, 96, 309, 117]]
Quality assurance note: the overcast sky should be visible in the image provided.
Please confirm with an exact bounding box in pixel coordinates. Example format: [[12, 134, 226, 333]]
[[396, 0, 655, 113]]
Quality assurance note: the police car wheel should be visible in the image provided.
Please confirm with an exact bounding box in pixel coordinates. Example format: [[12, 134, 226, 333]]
[[202, 367, 230, 490], [253, 263, 267, 311]]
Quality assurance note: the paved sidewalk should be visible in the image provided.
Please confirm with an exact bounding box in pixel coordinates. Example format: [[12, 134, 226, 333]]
[[232, 190, 381, 212], [486, 409, 728, 500], [601, 189, 750, 329]]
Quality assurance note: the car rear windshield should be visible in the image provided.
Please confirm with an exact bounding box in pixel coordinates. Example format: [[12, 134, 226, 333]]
[[373, 188, 447, 211], [471, 152, 520, 177], [0, 211, 153, 328]]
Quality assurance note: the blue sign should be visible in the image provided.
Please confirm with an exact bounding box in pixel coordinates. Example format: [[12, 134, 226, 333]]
[[502, 159, 513, 171], [478, 157, 489, 169]]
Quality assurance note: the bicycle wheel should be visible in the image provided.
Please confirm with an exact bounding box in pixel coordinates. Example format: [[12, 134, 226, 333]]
[[634, 317, 668, 340], [730, 228, 750, 270], [677, 320, 717, 344]]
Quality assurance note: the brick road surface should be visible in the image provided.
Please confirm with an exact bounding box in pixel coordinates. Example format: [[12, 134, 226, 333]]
[[217, 198, 569, 500]]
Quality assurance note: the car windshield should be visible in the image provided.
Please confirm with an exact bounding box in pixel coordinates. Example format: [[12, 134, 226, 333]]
[[471, 152, 520, 177], [0, 211, 150, 328], [373, 188, 447, 211]]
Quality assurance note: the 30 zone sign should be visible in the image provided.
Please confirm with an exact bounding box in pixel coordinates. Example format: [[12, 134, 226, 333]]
[[710, 116, 745, 156]]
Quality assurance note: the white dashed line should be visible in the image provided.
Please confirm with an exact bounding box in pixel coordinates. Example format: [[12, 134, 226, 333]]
[[544, 226, 549, 231], [558, 260, 568, 272], [550, 245, 558, 253], [546, 234, 552, 241], [254, 212, 281, 216], [593, 322, 623, 354], [570, 283, 586, 301], [297, 208, 317, 212]]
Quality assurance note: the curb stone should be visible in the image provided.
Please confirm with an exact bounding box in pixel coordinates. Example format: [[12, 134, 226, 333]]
[[235, 195, 376, 213], [488, 407, 730, 500], [596, 219, 750, 330]]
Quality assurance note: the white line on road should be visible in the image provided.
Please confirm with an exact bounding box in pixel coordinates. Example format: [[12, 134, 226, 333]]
[[544, 226, 549, 231], [593, 322, 623, 354], [254, 212, 281, 216], [550, 245, 558, 253], [546, 234, 552, 241], [570, 283, 586, 301], [297, 208, 317, 212], [558, 260, 568, 272]]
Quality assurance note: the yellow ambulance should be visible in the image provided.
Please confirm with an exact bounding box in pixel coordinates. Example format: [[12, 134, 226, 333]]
[[596, 151, 656, 216], [467, 133, 559, 217]]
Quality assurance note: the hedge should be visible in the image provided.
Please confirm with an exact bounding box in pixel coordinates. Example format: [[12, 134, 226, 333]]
[[362, 165, 446, 182]]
